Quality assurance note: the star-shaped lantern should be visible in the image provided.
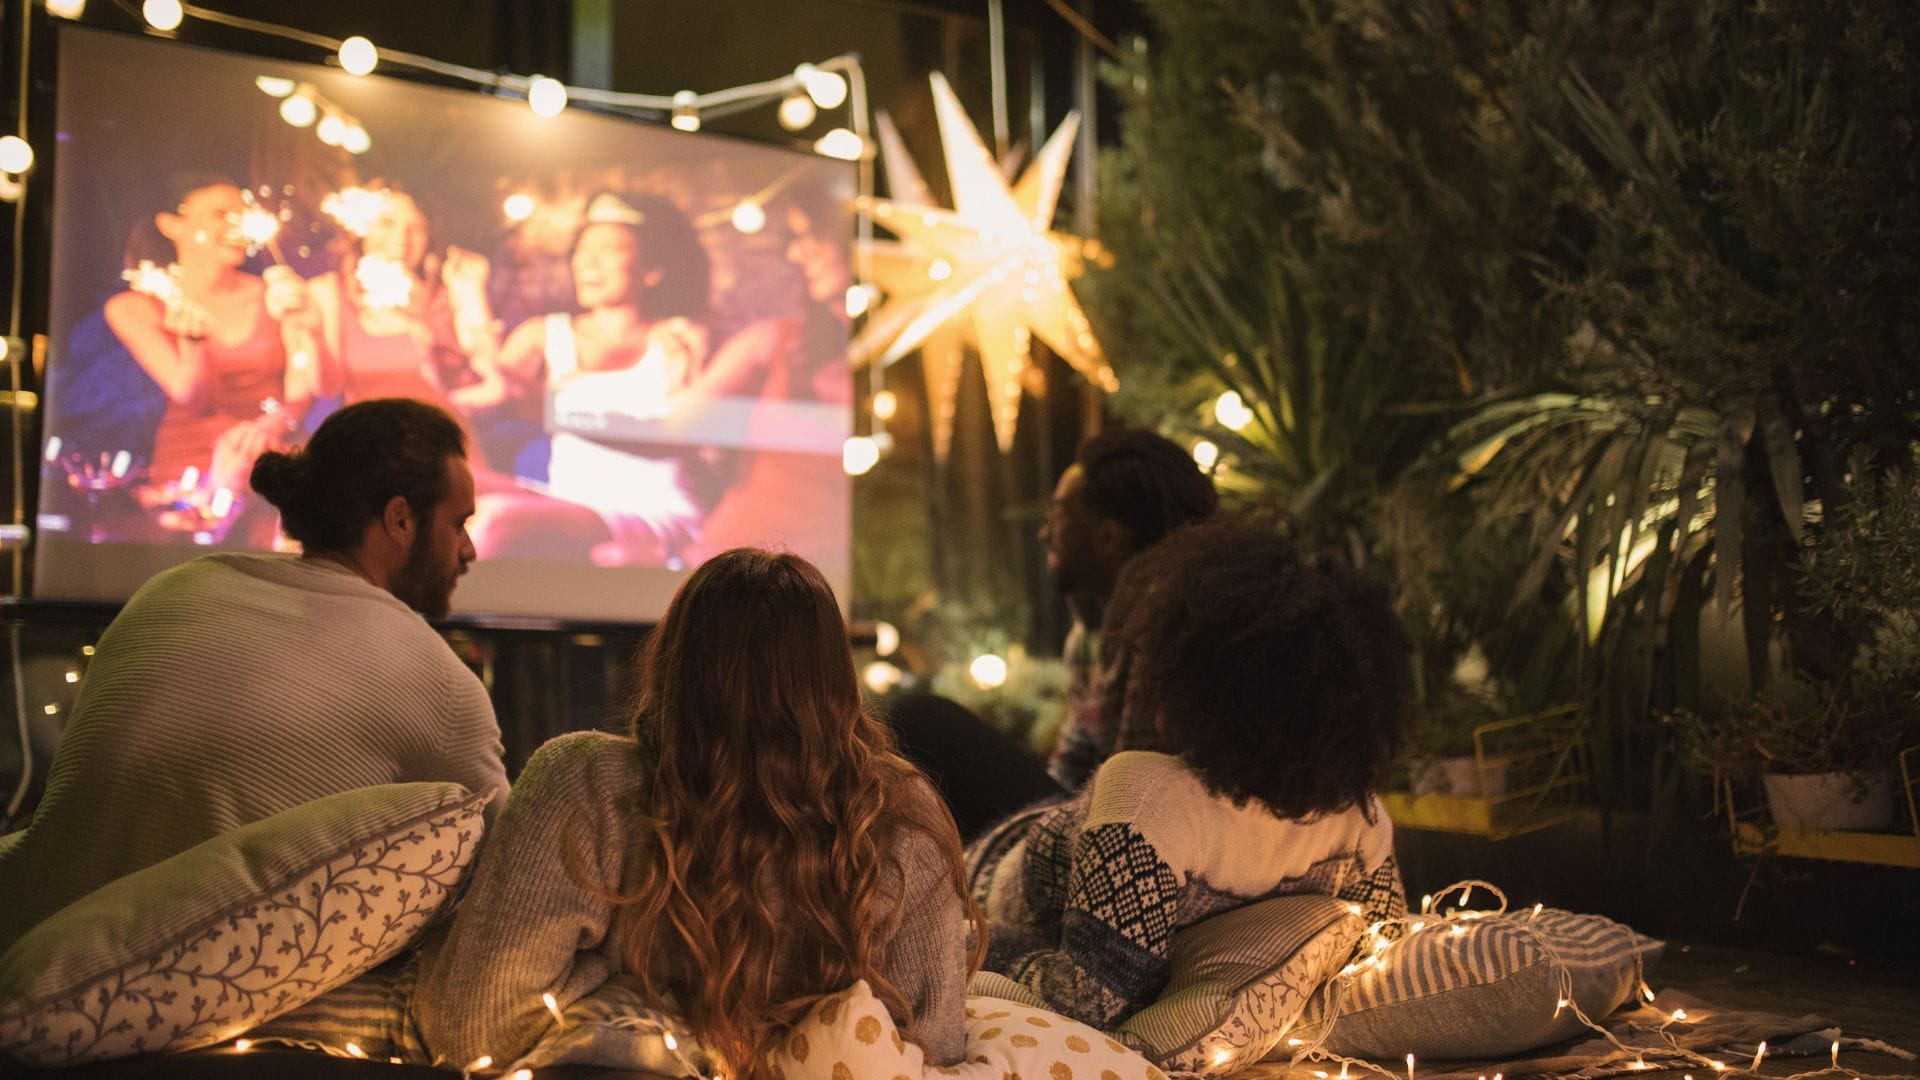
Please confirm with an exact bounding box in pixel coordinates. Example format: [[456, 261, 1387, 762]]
[[852, 72, 1115, 458]]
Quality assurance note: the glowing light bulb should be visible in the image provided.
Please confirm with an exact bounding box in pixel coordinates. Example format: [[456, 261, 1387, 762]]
[[1751, 1042, 1766, 1072], [280, 94, 318, 128], [542, 992, 564, 1025], [874, 621, 900, 656], [46, 0, 86, 17], [466, 1056, 493, 1073], [671, 90, 700, 132], [511, 1071, 533, 1080], [663, 1032, 678, 1051], [1214, 389, 1253, 430], [928, 258, 953, 282], [730, 200, 766, 234], [233, 1039, 251, 1052], [1671, 1009, 1688, 1022], [871, 389, 898, 421], [1408, 1053, 1417, 1080], [813, 128, 865, 161], [528, 76, 568, 118], [341, 124, 371, 155], [1212, 1048, 1232, 1067], [777, 91, 817, 131], [844, 282, 873, 317], [316, 114, 348, 146], [795, 63, 848, 109], [1192, 439, 1220, 470], [345, 1043, 366, 1058], [842, 435, 880, 476], [254, 76, 296, 98], [0, 136, 32, 175], [42, 704, 57, 715], [338, 36, 377, 76], [142, 0, 183, 31], [64, 670, 78, 683], [969, 653, 1008, 690], [503, 193, 536, 222], [862, 660, 903, 694]]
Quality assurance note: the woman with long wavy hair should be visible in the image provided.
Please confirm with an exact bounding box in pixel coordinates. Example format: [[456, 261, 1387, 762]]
[[416, 549, 980, 1075]]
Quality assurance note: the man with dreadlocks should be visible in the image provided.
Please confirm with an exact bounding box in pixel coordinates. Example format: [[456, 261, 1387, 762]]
[[1038, 428, 1219, 789]]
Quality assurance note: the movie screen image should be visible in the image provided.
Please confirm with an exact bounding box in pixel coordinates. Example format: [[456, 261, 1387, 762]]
[[34, 27, 855, 623]]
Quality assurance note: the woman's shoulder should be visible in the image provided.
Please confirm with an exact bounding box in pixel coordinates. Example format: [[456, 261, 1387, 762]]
[[518, 730, 641, 793], [103, 288, 160, 326], [1089, 751, 1208, 805]]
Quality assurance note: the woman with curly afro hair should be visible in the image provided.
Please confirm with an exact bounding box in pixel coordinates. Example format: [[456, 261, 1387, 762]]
[[965, 513, 1412, 1029]]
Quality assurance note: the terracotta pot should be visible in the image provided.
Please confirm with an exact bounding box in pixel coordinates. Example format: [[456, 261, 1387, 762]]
[[1412, 755, 1508, 798], [1761, 769, 1897, 831]]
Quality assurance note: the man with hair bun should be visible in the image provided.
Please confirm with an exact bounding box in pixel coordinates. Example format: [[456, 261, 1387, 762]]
[[0, 398, 507, 952]]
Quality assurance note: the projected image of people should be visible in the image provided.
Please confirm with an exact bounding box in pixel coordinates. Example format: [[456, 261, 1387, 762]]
[[37, 28, 854, 622], [82, 176, 318, 546], [450, 190, 793, 568]]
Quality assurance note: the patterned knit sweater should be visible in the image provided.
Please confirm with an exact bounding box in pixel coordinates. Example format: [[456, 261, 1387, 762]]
[[966, 751, 1404, 1029], [0, 554, 508, 950], [413, 731, 972, 1069]]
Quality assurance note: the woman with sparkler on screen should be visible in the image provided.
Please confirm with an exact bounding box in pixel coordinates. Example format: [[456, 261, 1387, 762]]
[[415, 548, 976, 1075], [301, 180, 491, 407], [100, 175, 317, 538], [449, 190, 793, 566]]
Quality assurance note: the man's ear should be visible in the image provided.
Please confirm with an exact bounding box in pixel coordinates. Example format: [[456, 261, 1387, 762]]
[[379, 494, 415, 546], [1092, 517, 1134, 563]]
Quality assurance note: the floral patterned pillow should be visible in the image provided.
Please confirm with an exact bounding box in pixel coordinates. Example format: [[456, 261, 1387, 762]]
[[770, 980, 1168, 1080], [0, 782, 487, 1067], [1116, 893, 1365, 1074]]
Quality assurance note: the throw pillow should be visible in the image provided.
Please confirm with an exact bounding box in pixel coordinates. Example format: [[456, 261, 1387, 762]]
[[1282, 907, 1663, 1061], [1116, 894, 1365, 1075], [0, 782, 487, 1067], [771, 979, 1168, 1080]]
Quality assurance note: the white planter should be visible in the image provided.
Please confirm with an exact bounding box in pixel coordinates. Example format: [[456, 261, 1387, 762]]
[[1761, 770, 1897, 831], [1412, 755, 1508, 799]]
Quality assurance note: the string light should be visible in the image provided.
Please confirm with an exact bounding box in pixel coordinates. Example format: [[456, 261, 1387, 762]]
[[63, 670, 78, 683], [1213, 389, 1254, 430], [842, 435, 881, 476], [344, 1043, 366, 1058], [927, 258, 953, 282], [542, 992, 564, 1025], [1407, 1052, 1417, 1080], [0, 136, 34, 176], [795, 63, 848, 109], [232, 1039, 251, 1052], [671, 90, 700, 132], [255, 76, 296, 98], [1832, 1041, 1840, 1070], [1751, 1041, 1766, 1072], [844, 282, 874, 318], [969, 653, 1009, 690], [527, 76, 568, 118], [873, 620, 900, 656], [871, 388, 898, 420], [142, 0, 183, 31], [730, 200, 767, 235], [1192, 439, 1220, 470], [777, 90, 817, 131], [279, 93, 318, 128], [341, 124, 371, 155], [813, 127, 865, 160], [46, 0, 86, 17], [42, 704, 57, 715], [502, 193, 536, 222], [862, 659, 903, 694], [337, 35, 377, 76]]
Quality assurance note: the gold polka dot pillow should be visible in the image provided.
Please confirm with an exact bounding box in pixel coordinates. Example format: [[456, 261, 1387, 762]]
[[0, 782, 487, 1067], [769, 979, 1166, 1080]]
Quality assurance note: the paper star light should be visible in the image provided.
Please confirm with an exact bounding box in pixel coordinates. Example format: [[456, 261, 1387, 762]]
[[852, 72, 1115, 457]]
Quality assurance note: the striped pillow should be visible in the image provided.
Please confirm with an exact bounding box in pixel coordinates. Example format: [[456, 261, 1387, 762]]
[[1117, 894, 1365, 1075], [1285, 908, 1662, 1060]]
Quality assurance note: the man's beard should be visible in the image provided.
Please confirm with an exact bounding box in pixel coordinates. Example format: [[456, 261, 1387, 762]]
[[393, 527, 455, 619]]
